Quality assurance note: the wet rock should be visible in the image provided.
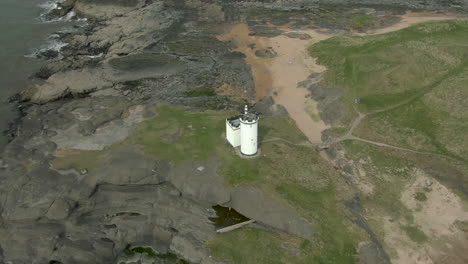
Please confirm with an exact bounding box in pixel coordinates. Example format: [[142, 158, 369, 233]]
[[229, 186, 312, 239], [37, 49, 60, 60], [46, 0, 77, 20], [34, 66, 55, 79]]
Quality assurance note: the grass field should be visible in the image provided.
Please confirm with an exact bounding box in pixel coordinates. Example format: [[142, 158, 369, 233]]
[[310, 20, 468, 160]]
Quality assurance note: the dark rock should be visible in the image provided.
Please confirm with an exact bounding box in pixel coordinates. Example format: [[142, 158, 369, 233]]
[[344, 196, 391, 264], [285, 32, 312, 40], [38, 49, 59, 60], [46, 0, 77, 20], [255, 48, 278, 58], [252, 96, 275, 115], [34, 66, 55, 79], [0, 166, 80, 220], [91, 146, 170, 185]]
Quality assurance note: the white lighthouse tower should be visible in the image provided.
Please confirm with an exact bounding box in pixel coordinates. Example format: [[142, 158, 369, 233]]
[[225, 105, 259, 157], [240, 105, 259, 156]]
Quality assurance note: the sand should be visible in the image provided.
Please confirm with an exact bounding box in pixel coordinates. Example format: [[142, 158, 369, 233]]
[[218, 24, 331, 143]]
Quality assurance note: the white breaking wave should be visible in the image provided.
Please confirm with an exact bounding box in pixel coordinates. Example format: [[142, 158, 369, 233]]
[[24, 37, 68, 60], [38, 0, 85, 23], [38, 0, 65, 22]]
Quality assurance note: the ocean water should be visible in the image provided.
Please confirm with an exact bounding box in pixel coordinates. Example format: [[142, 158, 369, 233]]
[[0, 0, 69, 147]]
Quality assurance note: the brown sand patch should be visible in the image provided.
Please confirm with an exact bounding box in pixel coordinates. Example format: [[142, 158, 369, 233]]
[[375, 168, 468, 264], [401, 169, 468, 237], [217, 23, 272, 100], [218, 24, 330, 143], [382, 217, 434, 264]]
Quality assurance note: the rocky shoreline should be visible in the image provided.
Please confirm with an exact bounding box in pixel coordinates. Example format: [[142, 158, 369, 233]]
[[1, 0, 467, 263]]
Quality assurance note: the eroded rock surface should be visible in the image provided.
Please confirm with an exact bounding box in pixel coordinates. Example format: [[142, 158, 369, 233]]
[[230, 186, 313, 239]]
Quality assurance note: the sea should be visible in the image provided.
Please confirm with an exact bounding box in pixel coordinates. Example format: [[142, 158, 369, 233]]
[[0, 0, 78, 148]]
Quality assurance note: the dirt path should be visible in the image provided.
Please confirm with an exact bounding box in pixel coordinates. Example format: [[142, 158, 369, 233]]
[[218, 12, 463, 146]]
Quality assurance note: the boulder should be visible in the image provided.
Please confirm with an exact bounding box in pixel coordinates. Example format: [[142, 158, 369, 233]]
[[255, 48, 278, 58]]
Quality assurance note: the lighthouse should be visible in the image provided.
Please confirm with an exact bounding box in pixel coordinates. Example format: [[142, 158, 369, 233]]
[[226, 105, 259, 156]]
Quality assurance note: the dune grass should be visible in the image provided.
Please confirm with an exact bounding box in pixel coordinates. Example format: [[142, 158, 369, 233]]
[[311, 20, 468, 161], [310, 20, 468, 113]]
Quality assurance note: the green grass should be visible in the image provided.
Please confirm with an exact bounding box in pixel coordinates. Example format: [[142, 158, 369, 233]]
[[310, 20, 468, 113], [51, 150, 104, 172], [343, 141, 414, 221], [132, 105, 227, 162], [401, 226, 429, 243], [184, 87, 217, 97], [311, 20, 468, 161], [124, 247, 189, 263], [356, 65, 468, 160], [209, 184, 359, 264], [208, 228, 305, 264], [276, 184, 358, 264], [350, 14, 377, 30], [129, 247, 158, 257]]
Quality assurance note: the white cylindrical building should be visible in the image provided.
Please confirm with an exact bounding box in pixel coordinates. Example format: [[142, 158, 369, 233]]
[[240, 105, 259, 156]]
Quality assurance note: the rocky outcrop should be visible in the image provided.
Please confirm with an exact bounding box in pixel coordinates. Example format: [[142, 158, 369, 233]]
[[229, 186, 313, 239], [46, 0, 77, 20], [168, 160, 231, 205], [90, 146, 170, 185], [74, 0, 147, 20]]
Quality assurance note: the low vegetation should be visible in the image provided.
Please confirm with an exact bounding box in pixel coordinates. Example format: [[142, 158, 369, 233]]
[[401, 225, 429, 243], [311, 20, 468, 160], [123, 246, 189, 263]]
